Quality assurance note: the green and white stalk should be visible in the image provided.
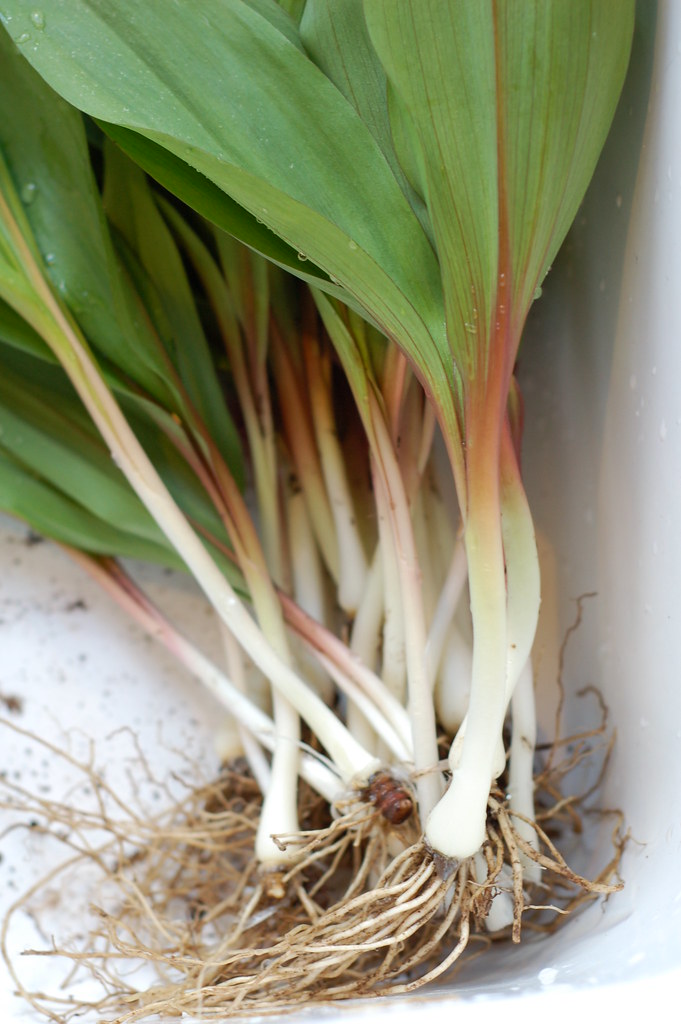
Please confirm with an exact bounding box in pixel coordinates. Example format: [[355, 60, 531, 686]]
[[315, 293, 443, 818]]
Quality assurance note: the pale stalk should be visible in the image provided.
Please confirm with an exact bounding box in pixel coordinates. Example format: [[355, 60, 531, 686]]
[[425, 368, 508, 860], [303, 329, 368, 613], [64, 548, 340, 803], [425, 537, 468, 687], [500, 421, 541, 879], [499, 422, 541, 705], [433, 625, 473, 735], [311, 293, 441, 814], [508, 657, 541, 883], [369, 393, 443, 819], [347, 549, 385, 753], [313, 652, 412, 763], [219, 623, 272, 794], [270, 319, 340, 583], [373, 467, 407, 703], [279, 589, 413, 753], [285, 484, 334, 703]]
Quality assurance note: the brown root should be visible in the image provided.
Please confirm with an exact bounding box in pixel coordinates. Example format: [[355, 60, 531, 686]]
[[0, 715, 624, 1023]]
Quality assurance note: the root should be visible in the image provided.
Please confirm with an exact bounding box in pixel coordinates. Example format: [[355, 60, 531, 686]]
[[1, 715, 624, 1023]]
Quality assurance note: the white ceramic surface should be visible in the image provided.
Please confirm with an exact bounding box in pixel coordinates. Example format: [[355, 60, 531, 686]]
[[2, 3, 681, 1021]]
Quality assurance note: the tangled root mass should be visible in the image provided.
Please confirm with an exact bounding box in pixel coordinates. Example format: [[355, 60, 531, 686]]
[[0, 712, 624, 1023]]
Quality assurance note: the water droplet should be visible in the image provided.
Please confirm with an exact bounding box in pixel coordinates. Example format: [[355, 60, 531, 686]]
[[615, 194, 623, 208], [30, 9, 44, 29], [464, 322, 476, 334], [659, 420, 667, 441], [297, 252, 308, 262], [533, 285, 542, 301], [348, 239, 358, 251], [538, 967, 558, 986], [43, 252, 56, 265], [20, 181, 38, 205], [15, 30, 30, 43]]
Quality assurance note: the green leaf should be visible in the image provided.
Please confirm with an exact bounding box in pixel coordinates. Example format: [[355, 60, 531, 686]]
[[0, 348, 177, 546], [98, 119, 336, 291], [299, 0, 431, 238], [0, 295, 54, 361], [364, 0, 635, 385], [0, 0, 451, 404], [0, 450, 184, 565], [0, 26, 179, 407], [0, 341, 238, 575]]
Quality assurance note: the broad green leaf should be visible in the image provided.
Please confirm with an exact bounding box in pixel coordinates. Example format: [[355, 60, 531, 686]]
[[0, 295, 54, 361], [0, 1, 453, 409], [299, 0, 431, 239], [277, 0, 307, 27], [0, 451, 185, 566], [0, 351, 178, 546], [0, 340, 237, 573], [364, 0, 635, 388], [0, 27, 178, 407], [98, 120, 335, 290]]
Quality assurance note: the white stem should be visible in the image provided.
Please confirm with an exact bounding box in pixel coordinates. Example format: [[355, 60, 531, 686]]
[[314, 651, 412, 763], [282, 589, 413, 752], [349, 547, 384, 676], [433, 624, 473, 734], [219, 622, 271, 794], [346, 549, 385, 754], [256, 689, 301, 866], [508, 657, 541, 883], [425, 537, 468, 686], [305, 343, 368, 614], [286, 485, 334, 703], [371, 401, 443, 819], [374, 476, 407, 703]]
